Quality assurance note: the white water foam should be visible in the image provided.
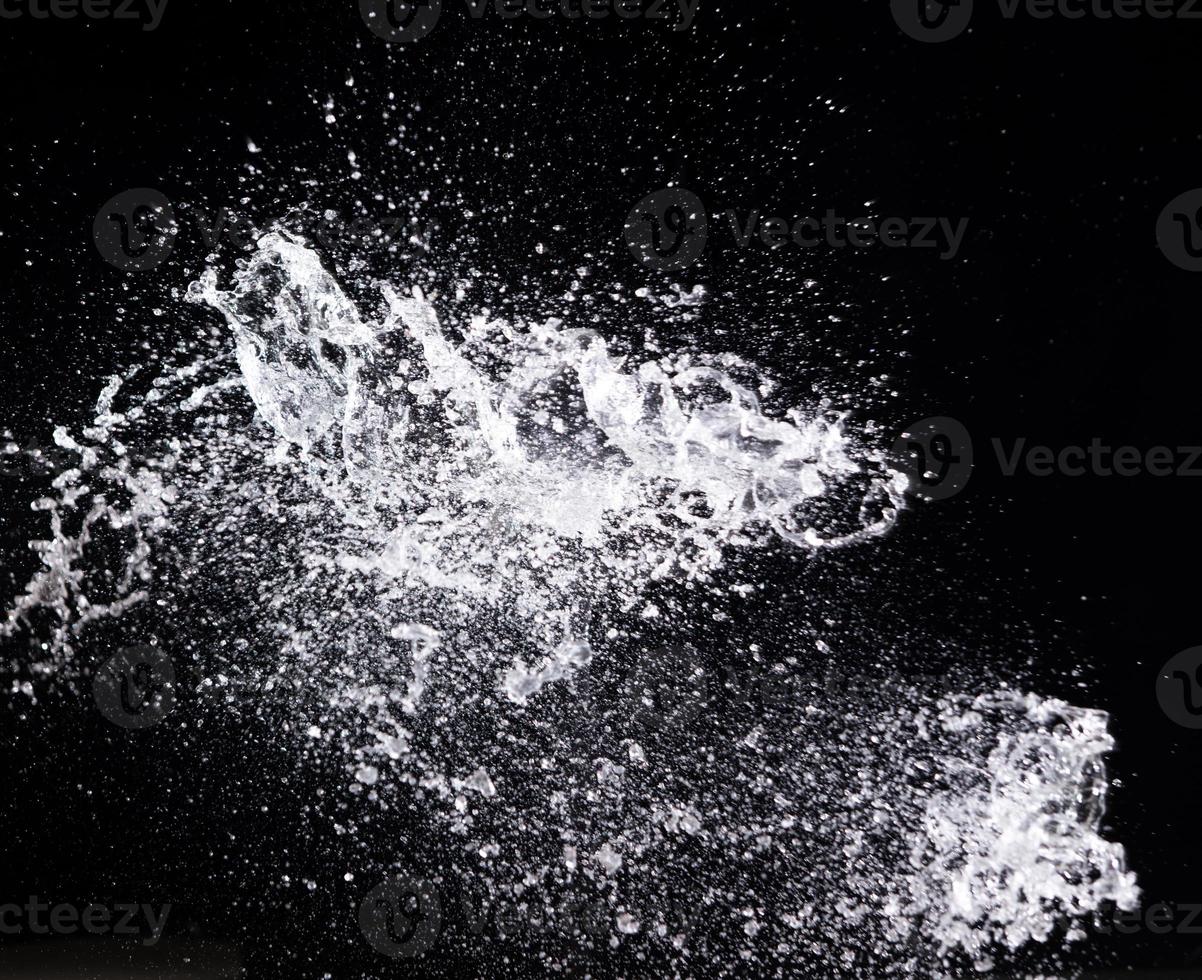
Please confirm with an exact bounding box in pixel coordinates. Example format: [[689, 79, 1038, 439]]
[[0, 229, 1137, 976]]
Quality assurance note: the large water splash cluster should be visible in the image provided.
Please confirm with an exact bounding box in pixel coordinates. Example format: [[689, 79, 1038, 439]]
[[1, 227, 1138, 976], [191, 230, 905, 568]]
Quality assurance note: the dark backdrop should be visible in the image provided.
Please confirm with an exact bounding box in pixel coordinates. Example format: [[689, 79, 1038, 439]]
[[1, 1, 1201, 976]]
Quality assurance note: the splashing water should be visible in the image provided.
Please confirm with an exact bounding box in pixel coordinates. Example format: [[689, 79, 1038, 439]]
[[1, 228, 1137, 976], [883, 693, 1139, 971], [194, 232, 903, 558]]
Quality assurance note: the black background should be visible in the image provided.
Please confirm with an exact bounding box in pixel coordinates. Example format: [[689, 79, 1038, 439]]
[[2, 0, 1201, 976]]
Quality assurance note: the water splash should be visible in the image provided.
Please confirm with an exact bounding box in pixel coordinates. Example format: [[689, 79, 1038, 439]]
[[189, 229, 905, 551], [1, 228, 1137, 976], [884, 693, 1140, 972]]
